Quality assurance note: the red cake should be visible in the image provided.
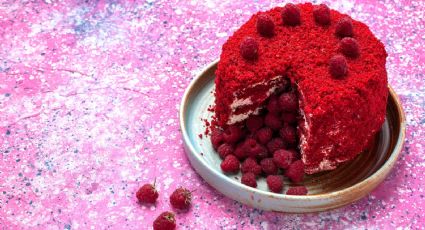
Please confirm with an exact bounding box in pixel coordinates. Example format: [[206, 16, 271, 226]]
[[213, 3, 388, 174]]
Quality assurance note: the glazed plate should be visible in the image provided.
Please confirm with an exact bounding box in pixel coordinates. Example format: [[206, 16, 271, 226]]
[[179, 60, 406, 213]]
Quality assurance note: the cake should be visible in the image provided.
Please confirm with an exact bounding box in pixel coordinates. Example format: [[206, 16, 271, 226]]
[[213, 3, 388, 174]]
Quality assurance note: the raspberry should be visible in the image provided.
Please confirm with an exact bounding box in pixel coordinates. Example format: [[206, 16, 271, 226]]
[[264, 113, 282, 130], [267, 138, 286, 154], [260, 158, 278, 175], [329, 55, 348, 78], [223, 125, 243, 143], [286, 186, 308, 195], [153, 211, 176, 230], [273, 149, 295, 169], [234, 143, 248, 160], [246, 115, 263, 133], [313, 4, 331, 26], [220, 155, 240, 173], [340, 37, 359, 58], [288, 148, 301, 160], [285, 160, 305, 183], [266, 95, 281, 114], [279, 124, 297, 145], [243, 138, 268, 159], [211, 128, 224, 150], [266, 175, 284, 193], [170, 187, 192, 210], [335, 17, 353, 37], [241, 172, 257, 188], [278, 92, 298, 112], [281, 3, 301, 26], [281, 112, 297, 124], [255, 127, 273, 144], [241, 158, 262, 176], [256, 14, 275, 37], [240, 37, 259, 60], [217, 143, 234, 159], [136, 183, 159, 204]]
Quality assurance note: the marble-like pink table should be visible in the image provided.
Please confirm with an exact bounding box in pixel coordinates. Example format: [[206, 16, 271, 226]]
[[0, 0, 424, 229]]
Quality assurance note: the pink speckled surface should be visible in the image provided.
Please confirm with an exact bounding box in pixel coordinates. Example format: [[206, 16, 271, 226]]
[[0, 0, 423, 229]]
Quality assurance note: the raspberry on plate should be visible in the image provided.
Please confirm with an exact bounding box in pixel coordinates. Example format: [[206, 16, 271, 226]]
[[246, 115, 264, 133], [266, 175, 284, 193], [255, 127, 273, 144], [241, 172, 257, 188], [285, 160, 305, 183], [260, 158, 278, 175], [153, 211, 176, 230], [170, 187, 192, 210], [220, 155, 240, 173], [273, 149, 295, 169], [267, 138, 286, 154], [241, 158, 262, 176], [223, 125, 244, 143], [217, 143, 234, 159]]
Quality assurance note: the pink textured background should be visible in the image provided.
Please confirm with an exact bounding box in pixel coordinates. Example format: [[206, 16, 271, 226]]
[[0, 0, 424, 229]]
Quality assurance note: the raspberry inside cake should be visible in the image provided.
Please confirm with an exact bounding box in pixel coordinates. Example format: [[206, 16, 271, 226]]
[[213, 3, 388, 174]]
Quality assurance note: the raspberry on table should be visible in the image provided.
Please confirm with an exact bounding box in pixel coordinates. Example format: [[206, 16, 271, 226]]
[[136, 183, 159, 204], [279, 124, 297, 145], [260, 158, 278, 175], [257, 13, 275, 37], [153, 211, 176, 230], [241, 157, 262, 176], [255, 127, 273, 144], [264, 113, 282, 130], [329, 54, 348, 78], [170, 187, 192, 210], [217, 143, 234, 159], [285, 160, 305, 183], [241, 172, 257, 188], [266, 175, 284, 193], [335, 17, 353, 37], [273, 149, 295, 169], [340, 37, 359, 58], [246, 115, 264, 133], [313, 4, 331, 25], [281, 3, 301, 26], [220, 155, 240, 173], [267, 138, 286, 154], [286, 186, 308, 195], [278, 91, 298, 112], [223, 125, 244, 143], [240, 36, 259, 60]]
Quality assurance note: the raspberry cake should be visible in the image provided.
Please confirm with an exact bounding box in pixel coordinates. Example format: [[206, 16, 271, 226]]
[[212, 3, 388, 175]]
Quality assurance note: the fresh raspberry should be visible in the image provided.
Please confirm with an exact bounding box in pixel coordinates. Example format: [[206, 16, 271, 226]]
[[243, 138, 268, 159], [260, 158, 278, 175], [220, 155, 240, 173], [286, 186, 308, 195], [241, 172, 257, 188], [266, 95, 281, 114], [136, 183, 159, 204], [223, 125, 243, 143], [246, 115, 263, 133], [278, 92, 298, 112], [313, 4, 331, 26], [264, 113, 282, 130], [279, 124, 297, 145], [153, 211, 176, 230], [170, 187, 192, 210], [281, 3, 301, 26], [273, 149, 295, 169], [340, 37, 359, 58], [255, 127, 273, 144], [266, 175, 284, 193], [217, 143, 234, 159], [335, 17, 353, 37], [285, 160, 305, 183], [240, 37, 259, 60], [281, 112, 297, 124], [267, 138, 286, 154], [329, 54, 348, 78], [234, 143, 248, 160], [241, 158, 262, 176], [210, 128, 224, 150], [256, 13, 275, 37]]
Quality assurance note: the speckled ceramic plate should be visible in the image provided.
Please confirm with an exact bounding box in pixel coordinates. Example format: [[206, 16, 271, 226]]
[[179, 60, 406, 213]]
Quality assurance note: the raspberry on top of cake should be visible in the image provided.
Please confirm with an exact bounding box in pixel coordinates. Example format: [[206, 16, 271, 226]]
[[213, 3, 388, 174]]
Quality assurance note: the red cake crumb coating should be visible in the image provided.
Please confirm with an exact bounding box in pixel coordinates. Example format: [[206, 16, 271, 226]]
[[214, 3, 388, 174]]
